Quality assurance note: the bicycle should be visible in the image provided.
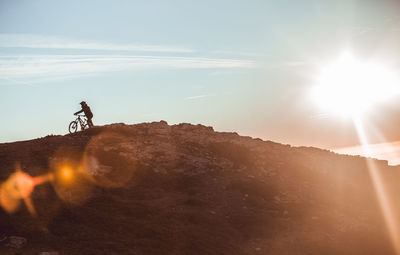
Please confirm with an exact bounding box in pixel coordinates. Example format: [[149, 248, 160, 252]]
[[69, 114, 89, 134]]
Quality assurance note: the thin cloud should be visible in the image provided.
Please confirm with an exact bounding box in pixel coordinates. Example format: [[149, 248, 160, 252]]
[[0, 34, 193, 53], [333, 141, 400, 166], [271, 61, 307, 68], [211, 50, 261, 57], [0, 55, 255, 83], [308, 113, 330, 120], [185, 94, 216, 100], [0, 34, 256, 83], [259, 60, 308, 70]]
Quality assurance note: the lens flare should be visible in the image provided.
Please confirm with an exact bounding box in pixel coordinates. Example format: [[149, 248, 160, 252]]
[[0, 169, 51, 215], [49, 147, 94, 205], [82, 132, 136, 188], [60, 166, 73, 182], [1, 135, 136, 215]]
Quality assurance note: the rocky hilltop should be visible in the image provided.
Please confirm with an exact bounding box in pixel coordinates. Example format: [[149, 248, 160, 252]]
[[0, 121, 398, 255]]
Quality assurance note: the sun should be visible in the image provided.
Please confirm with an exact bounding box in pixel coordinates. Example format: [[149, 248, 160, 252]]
[[311, 52, 399, 118]]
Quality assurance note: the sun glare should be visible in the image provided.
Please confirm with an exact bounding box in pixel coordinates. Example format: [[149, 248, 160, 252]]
[[61, 167, 74, 182], [312, 52, 399, 118]]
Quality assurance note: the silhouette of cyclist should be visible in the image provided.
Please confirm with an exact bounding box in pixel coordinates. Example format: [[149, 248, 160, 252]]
[[74, 101, 94, 128]]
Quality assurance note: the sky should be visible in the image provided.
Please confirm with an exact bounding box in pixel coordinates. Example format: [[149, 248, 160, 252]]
[[2, 0, 400, 163]]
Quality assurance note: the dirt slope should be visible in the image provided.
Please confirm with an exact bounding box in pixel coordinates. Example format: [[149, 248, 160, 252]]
[[0, 121, 398, 254]]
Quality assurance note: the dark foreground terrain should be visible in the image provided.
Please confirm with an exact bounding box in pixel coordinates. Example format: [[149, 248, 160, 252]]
[[0, 121, 399, 254]]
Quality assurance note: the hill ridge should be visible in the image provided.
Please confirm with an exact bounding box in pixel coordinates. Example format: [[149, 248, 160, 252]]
[[0, 120, 397, 254], [1, 120, 390, 168]]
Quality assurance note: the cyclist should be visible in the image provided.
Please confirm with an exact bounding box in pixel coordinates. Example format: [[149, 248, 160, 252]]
[[74, 101, 94, 128]]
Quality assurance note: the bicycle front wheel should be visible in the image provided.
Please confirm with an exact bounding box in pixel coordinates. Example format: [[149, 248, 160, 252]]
[[69, 121, 78, 134]]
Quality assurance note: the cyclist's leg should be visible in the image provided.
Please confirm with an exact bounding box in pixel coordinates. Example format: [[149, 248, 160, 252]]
[[88, 117, 93, 128]]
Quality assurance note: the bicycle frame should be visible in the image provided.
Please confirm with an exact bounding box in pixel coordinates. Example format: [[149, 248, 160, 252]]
[[69, 115, 88, 133], [76, 115, 88, 130], [77, 115, 86, 129]]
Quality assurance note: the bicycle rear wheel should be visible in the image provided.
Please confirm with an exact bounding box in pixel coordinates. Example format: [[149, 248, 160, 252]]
[[69, 121, 78, 133]]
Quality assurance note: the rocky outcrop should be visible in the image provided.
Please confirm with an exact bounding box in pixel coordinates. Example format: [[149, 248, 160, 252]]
[[0, 121, 398, 254]]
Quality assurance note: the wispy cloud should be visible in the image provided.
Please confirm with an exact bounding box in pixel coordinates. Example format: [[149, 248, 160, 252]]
[[0, 54, 255, 83], [0, 34, 193, 53], [268, 60, 307, 68], [210, 50, 261, 57], [333, 141, 400, 166], [0, 34, 256, 83], [185, 94, 216, 100]]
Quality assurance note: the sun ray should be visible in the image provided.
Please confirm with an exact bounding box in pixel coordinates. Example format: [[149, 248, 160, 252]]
[[353, 118, 400, 254]]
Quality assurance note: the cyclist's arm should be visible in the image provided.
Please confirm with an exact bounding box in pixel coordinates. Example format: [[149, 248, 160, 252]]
[[74, 109, 83, 115]]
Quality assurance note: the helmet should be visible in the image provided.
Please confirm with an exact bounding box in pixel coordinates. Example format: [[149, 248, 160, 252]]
[[80, 101, 86, 105]]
